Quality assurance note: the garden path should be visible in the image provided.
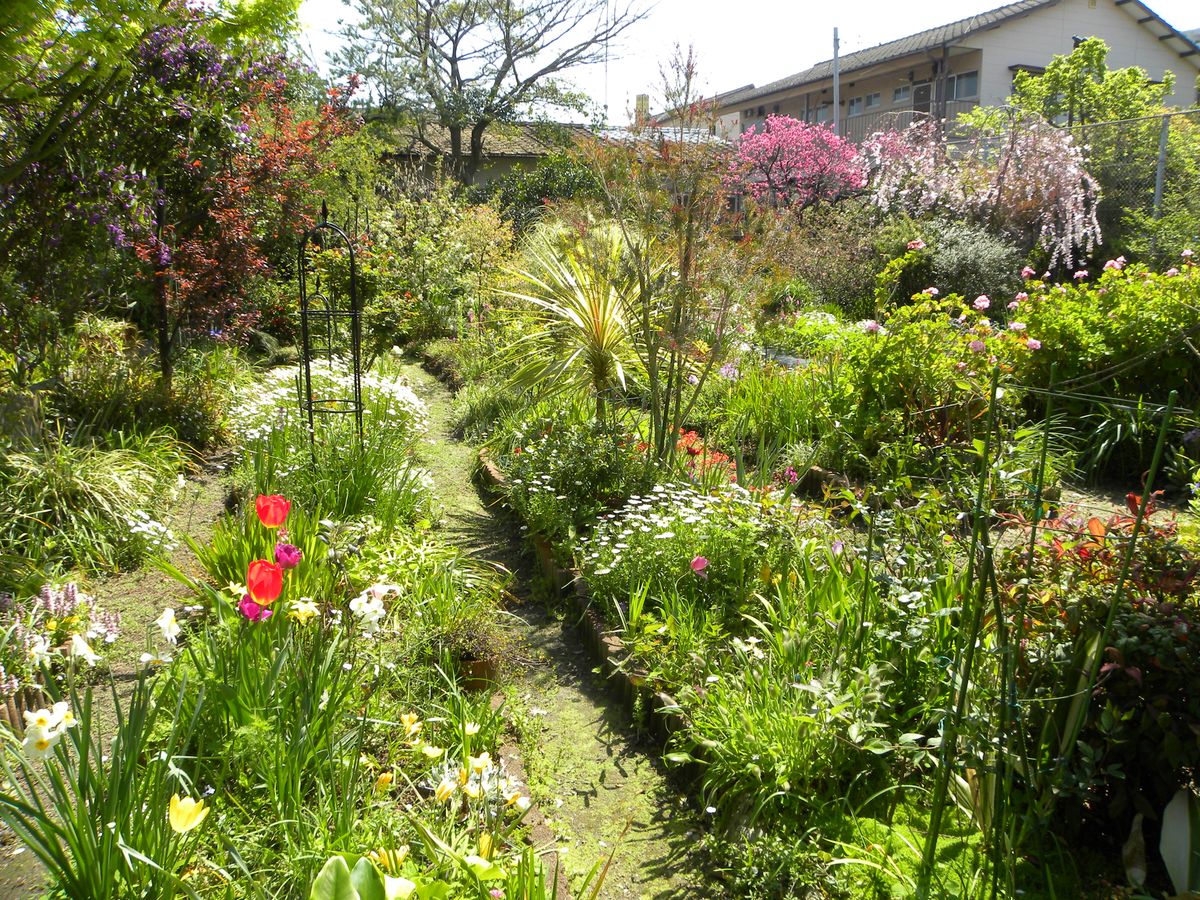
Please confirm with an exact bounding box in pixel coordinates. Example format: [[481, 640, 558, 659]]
[[401, 360, 712, 900]]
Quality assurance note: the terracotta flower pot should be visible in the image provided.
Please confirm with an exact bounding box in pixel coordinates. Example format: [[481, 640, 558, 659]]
[[459, 656, 497, 692]]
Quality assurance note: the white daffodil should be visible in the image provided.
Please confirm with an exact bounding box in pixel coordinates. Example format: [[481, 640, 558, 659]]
[[155, 608, 181, 644], [69, 634, 100, 666]]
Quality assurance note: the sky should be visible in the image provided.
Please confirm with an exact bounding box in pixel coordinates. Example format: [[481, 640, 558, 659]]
[[296, 0, 1200, 124]]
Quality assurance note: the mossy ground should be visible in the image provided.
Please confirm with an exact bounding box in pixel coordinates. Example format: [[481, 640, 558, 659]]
[[401, 358, 712, 898]]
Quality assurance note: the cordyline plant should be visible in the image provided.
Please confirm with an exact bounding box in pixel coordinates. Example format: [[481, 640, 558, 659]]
[[581, 46, 742, 463], [731, 115, 865, 212], [861, 112, 1101, 267]]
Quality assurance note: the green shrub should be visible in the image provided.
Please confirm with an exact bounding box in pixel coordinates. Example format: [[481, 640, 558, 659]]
[[0, 427, 187, 579], [499, 417, 651, 544], [48, 316, 251, 448], [877, 220, 1024, 305]]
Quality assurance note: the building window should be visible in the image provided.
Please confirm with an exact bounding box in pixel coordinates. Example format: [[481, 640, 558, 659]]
[[893, 85, 911, 103], [865, 92, 881, 109], [847, 96, 864, 116], [948, 70, 979, 100], [772, 103, 780, 114], [757, 105, 765, 116]]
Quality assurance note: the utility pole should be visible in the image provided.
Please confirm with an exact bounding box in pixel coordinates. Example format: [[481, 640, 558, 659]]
[[832, 27, 841, 134]]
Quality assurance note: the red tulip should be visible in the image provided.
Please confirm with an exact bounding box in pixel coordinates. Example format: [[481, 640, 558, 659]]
[[247, 559, 283, 605], [255, 495, 291, 529]]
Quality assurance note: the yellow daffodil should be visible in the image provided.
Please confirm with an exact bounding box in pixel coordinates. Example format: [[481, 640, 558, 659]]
[[457, 766, 470, 786], [367, 845, 409, 873], [434, 779, 456, 802], [478, 833, 493, 860], [503, 789, 522, 807], [289, 598, 320, 624], [374, 771, 394, 793], [420, 744, 444, 759], [401, 712, 422, 740], [469, 751, 490, 774], [168, 794, 209, 834], [463, 782, 483, 800]]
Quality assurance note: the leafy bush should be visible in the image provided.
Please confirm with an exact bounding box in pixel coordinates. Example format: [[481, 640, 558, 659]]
[[0, 428, 187, 579], [47, 316, 251, 448], [499, 418, 651, 543], [997, 503, 1200, 832], [888, 220, 1023, 303], [471, 151, 603, 234]]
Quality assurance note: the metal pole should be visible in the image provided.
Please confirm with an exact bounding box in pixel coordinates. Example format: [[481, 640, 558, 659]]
[[832, 27, 840, 134], [1153, 113, 1169, 219]]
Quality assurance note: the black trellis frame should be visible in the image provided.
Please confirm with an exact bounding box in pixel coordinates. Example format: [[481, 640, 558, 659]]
[[297, 203, 364, 447]]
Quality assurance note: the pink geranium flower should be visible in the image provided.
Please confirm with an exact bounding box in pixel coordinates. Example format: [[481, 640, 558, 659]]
[[1021, 266, 1036, 279], [973, 295, 990, 310], [1026, 338, 1042, 350], [907, 239, 925, 250]]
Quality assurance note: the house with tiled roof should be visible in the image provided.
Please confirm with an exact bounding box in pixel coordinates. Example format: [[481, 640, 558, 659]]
[[386, 121, 595, 186], [696, 0, 1200, 142]]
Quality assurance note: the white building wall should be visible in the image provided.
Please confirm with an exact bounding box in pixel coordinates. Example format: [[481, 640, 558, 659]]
[[973, 0, 1199, 109]]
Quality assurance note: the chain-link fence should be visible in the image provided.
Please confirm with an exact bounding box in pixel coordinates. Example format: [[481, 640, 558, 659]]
[[1070, 109, 1200, 264]]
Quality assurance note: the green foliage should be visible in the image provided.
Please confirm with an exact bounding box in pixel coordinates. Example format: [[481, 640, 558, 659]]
[[0, 427, 187, 580], [0, 672, 207, 899], [501, 220, 642, 420], [877, 220, 1024, 306], [996, 506, 1200, 828], [471, 152, 604, 233], [47, 316, 253, 448], [498, 417, 651, 544], [1009, 38, 1173, 126]]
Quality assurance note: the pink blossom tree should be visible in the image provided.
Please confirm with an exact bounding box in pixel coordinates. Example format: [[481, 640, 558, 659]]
[[861, 113, 1101, 267], [733, 115, 866, 211]]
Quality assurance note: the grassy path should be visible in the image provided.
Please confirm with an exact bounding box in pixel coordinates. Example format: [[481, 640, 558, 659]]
[[400, 360, 710, 900]]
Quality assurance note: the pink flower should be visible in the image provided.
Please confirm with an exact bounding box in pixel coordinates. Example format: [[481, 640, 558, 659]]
[[973, 295, 990, 311], [1103, 256, 1126, 271], [862, 319, 881, 333], [1166, 267, 1180, 277], [1182, 249, 1193, 259], [1021, 266, 1036, 279], [690, 556, 709, 579], [1009, 321, 1026, 332], [968, 340, 986, 353], [906, 239, 925, 250], [1007, 300, 1019, 311], [784, 467, 799, 484], [1026, 338, 1042, 350], [831, 540, 844, 556], [922, 286, 939, 295], [239, 596, 273, 622], [274, 543, 302, 570], [955, 361, 967, 372], [1073, 270, 1088, 280]]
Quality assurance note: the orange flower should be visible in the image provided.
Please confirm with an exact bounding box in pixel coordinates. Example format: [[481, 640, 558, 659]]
[[255, 494, 291, 528], [247, 559, 283, 605]]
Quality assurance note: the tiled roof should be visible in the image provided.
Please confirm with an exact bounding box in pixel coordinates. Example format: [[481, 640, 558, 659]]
[[391, 121, 594, 159], [723, 0, 1060, 106]]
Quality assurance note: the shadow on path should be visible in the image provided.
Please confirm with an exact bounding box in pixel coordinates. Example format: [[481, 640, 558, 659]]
[[399, 359, 714, 899]]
